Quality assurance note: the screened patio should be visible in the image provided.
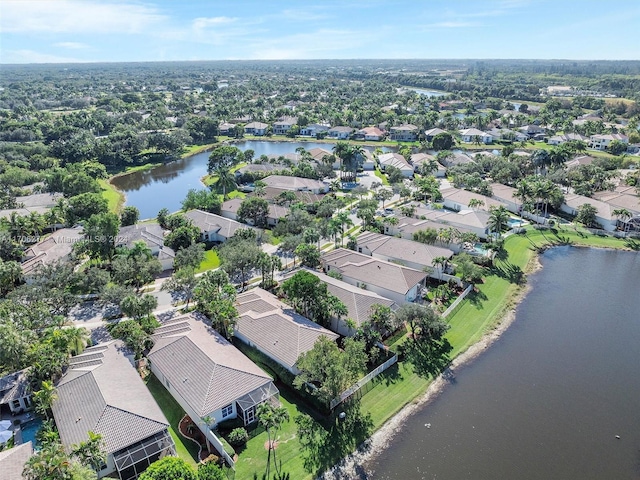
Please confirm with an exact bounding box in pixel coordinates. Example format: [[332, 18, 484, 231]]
[[113, 430, 175, 480]]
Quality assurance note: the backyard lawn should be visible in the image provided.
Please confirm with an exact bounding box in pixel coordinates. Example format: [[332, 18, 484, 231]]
[[145, 374, 199, 467], [99, 179, 124, 214], [196, 250, 220, 273], [232, 225, 632, 478]]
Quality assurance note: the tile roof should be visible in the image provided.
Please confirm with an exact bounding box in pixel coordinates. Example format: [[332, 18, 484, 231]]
[[377, 153, 413, 171], [261, 175, 327, 192], [562, 193, 616, 220], [149, 312, 275, 417], [184, 209, 258, 239], [440, 187, 508, 211], [293, 269, 397, 328], [21, 227, 83, 276], [52, 341, 169, 454], [235, 288, 338, 370], [424, 127, 447, 137], [590, 191, 640, 214], [257, 187, 324, 204], [0, 369, 30, 404], [321, 248, 426, 295], [0, 441, 33, 480], [356, 231, 453, 268]]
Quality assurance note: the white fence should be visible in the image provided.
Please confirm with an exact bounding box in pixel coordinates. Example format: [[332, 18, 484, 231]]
[[205, 429, 235, 467], [441, 284, 474, 320], [329, 354, 398, 410]]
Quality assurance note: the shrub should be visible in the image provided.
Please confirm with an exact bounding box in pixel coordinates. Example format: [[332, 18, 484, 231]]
[[227, 427, 249, 446]]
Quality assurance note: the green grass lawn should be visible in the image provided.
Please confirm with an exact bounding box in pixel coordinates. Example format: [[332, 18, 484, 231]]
[[181, 143, 217, 158], [98, 179, 124, 214], [196, 250, 220, 273], [145, 374, 199, 467], [373, 168, 389, 185]]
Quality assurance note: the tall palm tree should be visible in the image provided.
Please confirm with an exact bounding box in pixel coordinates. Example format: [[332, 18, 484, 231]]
[[333, 211, 353, 246], [33, 380, 57, 420], [213, 165, 237, 200], [257, 402, 290, 477], [488, 206, 511, 239], [72, 431, 106, 472], [64, 326, 89, 356]]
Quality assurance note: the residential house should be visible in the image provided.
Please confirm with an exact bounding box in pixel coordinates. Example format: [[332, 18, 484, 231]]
[[0, 441, 33, 480], [261, 175, 329, 194], [389, 124, 419, 142], [390, 205, 493, 240], [355, 231, 454, 278], [299, 123, 330, 137], [52, 341, 175, 480], [377, 153, 414, 178], [289, 269, 397, 336], [0, 369, 32, 414], [148, 313, 279, 459], [424, 128, 447, 142], [518, 124, 546, 138], [244, 122, 269, 136], [327, 126, 353, 140], [218, 122, 236, 136], [116, 223, 175, 271], [548, 133, 589, 146], [591, 188, 640, 230], [184, 209, 260, 243], [440, 187, 510, 213], [487, 128, 529, 143], [564, 155, 595, 169], [272, 117, 298, 135], [438, 152, 474, 168], [588, 133, 628, 151], [257, 187, 325, 205], [459, 128, 493, 144], [221, 198, 289, 227], [320, 248, 427, 305], [234, 163, 281, 179], [234, 288, 339, 374], [560, 193, 619, 231], [410, 153, 446, 176], [357, 126, 385, 141], [21, 227, 83, 282]]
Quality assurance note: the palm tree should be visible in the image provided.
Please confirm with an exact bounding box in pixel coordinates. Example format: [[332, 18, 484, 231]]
[[257, 402, 290, 477], [612, 208, 632, 232], [200, 415, 215, 453], [488, 206, 511, 240], [33, 380, 57, 420], [72, 431, 106, 472], [213, 165, 237, 200], [432, 256, 448, 280], [468, 198, 484, 211], [333, 211, 353, 247], [64, 326, 89, 356]]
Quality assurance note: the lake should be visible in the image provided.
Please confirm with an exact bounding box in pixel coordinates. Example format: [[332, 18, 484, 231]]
[[111, 140, 388, 219], [366, 247, 640, 479]]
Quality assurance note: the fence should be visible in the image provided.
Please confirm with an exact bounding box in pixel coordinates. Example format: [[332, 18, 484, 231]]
[[329, 354, 398, 410], [441, 284, 474, 320]]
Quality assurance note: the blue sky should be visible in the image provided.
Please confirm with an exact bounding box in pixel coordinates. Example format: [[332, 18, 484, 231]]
[[1, 0, 639, 63]]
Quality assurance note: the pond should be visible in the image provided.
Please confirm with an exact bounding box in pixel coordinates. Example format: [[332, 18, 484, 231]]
[[111, 141, 391, 219], [366, 247, 640, 479]]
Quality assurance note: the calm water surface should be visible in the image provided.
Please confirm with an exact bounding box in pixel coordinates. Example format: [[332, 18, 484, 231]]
[[367, 247, 640, 479], [111, 141, 389, 219]]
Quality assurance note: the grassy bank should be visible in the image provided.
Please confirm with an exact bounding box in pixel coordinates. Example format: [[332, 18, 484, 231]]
[[234, 225, 631, 479], [146, 374, 199, 467], [98, 179, 125, 214], [181, 143, 216, 158]]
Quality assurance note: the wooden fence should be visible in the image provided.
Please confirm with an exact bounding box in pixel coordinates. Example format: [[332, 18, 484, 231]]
[[329, 354, 398, 410]]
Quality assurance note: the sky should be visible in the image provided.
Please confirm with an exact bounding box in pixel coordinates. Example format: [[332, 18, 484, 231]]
[[1, 0, 639, 64]]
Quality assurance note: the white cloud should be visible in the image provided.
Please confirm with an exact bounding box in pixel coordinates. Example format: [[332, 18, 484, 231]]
[[192, 16, 237, 31], [0, 0, 167, 34], [54, 42, 89, 49], [279, 8, 331, 21], [1, 49, 84, 64]]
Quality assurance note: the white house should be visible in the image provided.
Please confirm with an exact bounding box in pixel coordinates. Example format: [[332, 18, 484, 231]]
[[327, 126, 353, 140], [588, 133, 628, 151], [357, 126, 385, 141], [272, 117, 298, 135], [561, 193, 619, 231], [299, 123, 330, 137], [184, 209, 260, 242], [53, 341, 175, 480], [234, 288, 339, 374], [377, 153, 414, 178], [148, 313, 279, 462], [116, 223, 175, 271], [320, 248, 427, 306], [243, 122, 269, 136], [260, 175, 330, 194], [20, 227, 83, 283], [0, 369, 32, 414], [389, 124, 419, 142], [459, 128, 493, 144]]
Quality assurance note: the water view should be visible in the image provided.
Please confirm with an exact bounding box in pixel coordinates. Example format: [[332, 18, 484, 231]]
[[111, 141, 387, 219], [367, 247, 640, 479]]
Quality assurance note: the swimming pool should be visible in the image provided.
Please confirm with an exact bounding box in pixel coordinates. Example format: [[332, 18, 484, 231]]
[[507, 217, 526, 228], [20, 418, 42, 447]]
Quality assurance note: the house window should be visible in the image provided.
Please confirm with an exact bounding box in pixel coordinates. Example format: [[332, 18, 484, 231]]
[[221, 404, 233, 418], [12, 399, 21, 409]]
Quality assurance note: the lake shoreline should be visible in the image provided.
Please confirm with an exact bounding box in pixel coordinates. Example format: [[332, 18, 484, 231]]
[[321, 249, 546, 479]]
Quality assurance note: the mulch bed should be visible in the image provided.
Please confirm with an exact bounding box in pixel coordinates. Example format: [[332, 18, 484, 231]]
[[178, 415, 214, 462]]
